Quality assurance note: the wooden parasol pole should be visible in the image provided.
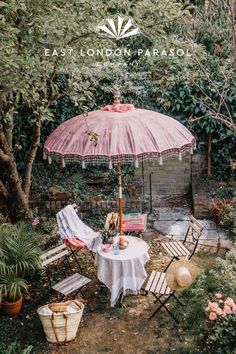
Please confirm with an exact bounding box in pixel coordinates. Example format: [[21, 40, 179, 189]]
[[118, 163, 124, 240]]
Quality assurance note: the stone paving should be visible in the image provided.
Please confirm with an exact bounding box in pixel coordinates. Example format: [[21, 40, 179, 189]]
[[152, 207, 232, 249]]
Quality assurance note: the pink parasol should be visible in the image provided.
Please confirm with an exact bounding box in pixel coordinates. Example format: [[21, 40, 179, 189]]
[[44, 90, 196, 241]]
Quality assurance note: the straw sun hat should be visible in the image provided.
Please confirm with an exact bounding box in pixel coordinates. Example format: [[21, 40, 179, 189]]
[[166, 260, 198, 292]]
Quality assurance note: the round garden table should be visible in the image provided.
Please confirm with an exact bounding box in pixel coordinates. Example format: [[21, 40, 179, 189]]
[[95, 236, 150, 306]]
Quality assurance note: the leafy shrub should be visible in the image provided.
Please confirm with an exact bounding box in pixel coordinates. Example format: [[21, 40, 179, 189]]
[[0, 222, 41, 301], [213, 243, 236, 297], [217, 197, 236, 241], [1, 342, 33, 354], [211, 185, 235, 200], [205, 294, 236, 354]]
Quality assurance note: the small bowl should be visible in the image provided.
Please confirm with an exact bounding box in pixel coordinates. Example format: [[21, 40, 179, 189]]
[[102, 244, 112, 253], [119, 241, 129, 250]]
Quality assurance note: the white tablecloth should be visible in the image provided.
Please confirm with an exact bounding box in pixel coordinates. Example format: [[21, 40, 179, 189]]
[[95, 236, 150, 306]]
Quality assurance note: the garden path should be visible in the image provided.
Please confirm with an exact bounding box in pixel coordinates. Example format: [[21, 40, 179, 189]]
[[151, 207, 231, 249]]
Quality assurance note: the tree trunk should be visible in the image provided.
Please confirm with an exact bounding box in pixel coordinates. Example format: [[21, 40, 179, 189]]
[[1, 158, 30, 221], [207, 134, 212, 177], [0, 119, 41, 221]]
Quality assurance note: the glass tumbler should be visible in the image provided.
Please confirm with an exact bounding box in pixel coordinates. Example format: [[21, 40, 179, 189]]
[[113, 243, 120, 255]]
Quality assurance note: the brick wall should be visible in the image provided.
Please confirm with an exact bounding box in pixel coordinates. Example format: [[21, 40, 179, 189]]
[[136, 155, 191, 200]]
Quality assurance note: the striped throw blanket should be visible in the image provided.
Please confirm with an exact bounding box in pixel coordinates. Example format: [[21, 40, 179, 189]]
[[56, 205, 101, 252]]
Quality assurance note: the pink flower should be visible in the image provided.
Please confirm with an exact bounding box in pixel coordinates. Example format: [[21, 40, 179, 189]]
[[219, 300, 223, 303], [209, 302, 219, 312], [231, 304, 236, 312], [209, 312, 217, 320], [32, 217, 40, 226], [225, 298, 235, 308], [223, 305, 231, 315], [216, 307, 223, 316], [215, 293, 222, 299], [221, 311, 227, 318]]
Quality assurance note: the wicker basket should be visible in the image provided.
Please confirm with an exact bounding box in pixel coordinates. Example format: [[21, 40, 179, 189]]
[[48, 303, 67, 312], [37, 300, 84, 344]]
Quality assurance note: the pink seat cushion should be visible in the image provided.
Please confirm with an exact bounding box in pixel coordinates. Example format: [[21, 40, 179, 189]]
[[122, 214, 147, 232], [64, 238, 88, 250]]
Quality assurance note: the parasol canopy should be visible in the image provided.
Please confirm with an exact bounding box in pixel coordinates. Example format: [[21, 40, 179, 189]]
[[44, 105, 195, 167], [44, 91, 196, 240]]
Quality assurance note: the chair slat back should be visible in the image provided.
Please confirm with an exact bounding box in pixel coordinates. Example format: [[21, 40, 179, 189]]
[[190, 216, 203, 231], [188, 216, 203, 242], [40, 244, 69, 267]]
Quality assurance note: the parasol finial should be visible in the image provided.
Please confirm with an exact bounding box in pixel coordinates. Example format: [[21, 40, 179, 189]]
[[113, 87, 121, 105]]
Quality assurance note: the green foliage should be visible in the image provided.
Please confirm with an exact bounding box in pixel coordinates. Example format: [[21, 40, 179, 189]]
[[0, 222, 41, 301], [2, 343, 33, 354], [0, 222, 41, 275], [0, 274, 28, 302], [206, 314, 236, 354], [217, 198, 236, 241], [173, 247, 236, 352], [214, 243, 236, 296], [211, 183, 236, 200]]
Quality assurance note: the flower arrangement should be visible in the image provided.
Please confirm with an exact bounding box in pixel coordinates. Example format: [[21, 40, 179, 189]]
[[205, 293, 236, 320], [101, 228, 117, 245]]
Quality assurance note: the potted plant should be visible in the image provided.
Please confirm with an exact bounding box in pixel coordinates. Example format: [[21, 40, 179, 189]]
[[0, 273, 28, 316], [101, 229, 117, 245], [0, 222, 41, 316]]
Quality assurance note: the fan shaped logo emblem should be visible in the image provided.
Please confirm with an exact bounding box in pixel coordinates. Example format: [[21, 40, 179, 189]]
[[97, 14, 140, 40]]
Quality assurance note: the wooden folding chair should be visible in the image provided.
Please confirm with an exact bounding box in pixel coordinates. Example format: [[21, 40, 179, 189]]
[[160, 216, 203, 271], [144, 270, 183, 323], [40, 244, 91, 306]]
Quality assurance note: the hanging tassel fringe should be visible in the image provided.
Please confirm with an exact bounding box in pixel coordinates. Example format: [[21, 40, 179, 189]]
[[109, 160, 113, 170], [48, 155, 52, 164], [179, 152, 182, 161], [159, 156, 163, 166], [62, 157, 66, 168], [82, 160, 86, 169], [135, 158, 139, 168]]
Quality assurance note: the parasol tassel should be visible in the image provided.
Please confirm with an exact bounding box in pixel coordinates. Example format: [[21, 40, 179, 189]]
[[109, 159, 113, 170], [194, 141, 197, 150], [179, 152, 182, 161], [43, 151, 47, 160], [48, 155, 52, 164], [62, 157, 66, 168], [135, 158, 139, 168], [82, 160, 86, 169], [159, 156, 163, 166], [190, 147, 194, 155]]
